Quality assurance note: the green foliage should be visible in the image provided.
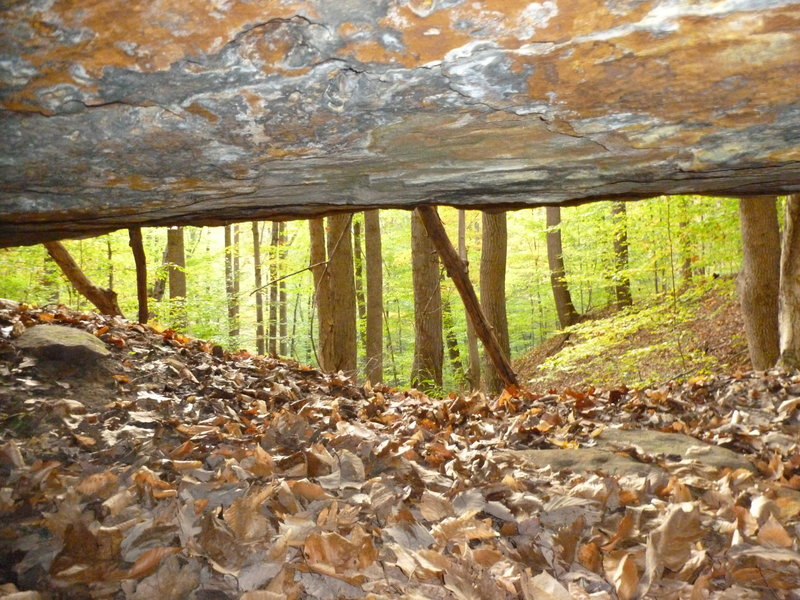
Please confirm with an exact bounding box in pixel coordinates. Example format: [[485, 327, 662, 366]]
[[529, 276, 739, 388], [0, 195, 746, 392]]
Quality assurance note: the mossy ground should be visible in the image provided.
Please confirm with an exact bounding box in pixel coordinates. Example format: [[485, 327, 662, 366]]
[[516, 276, 749, 391]]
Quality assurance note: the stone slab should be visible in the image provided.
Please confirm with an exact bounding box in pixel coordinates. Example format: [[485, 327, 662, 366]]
[[14, 325, 111, 363]]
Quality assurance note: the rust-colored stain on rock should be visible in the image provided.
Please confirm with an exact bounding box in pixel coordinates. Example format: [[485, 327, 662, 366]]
[[0, 0, 798, 246]]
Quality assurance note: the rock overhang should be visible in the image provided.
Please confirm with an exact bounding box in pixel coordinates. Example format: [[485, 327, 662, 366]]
[[1, 0, 799, 247]]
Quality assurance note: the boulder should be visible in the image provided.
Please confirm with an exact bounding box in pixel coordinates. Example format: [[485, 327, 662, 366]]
[[14, 325, 111, 364], [1, 1, 799, 246]]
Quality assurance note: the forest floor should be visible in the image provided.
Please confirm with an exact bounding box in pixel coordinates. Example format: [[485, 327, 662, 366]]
[[1, 292, 800, 599], [516, 276, 750, 392]]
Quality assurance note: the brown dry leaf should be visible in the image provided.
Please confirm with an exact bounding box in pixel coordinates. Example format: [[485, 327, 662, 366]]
[[520, 570, 572, 600], [418, 490, 455, 521], [756, 514, 793, 548], [75, 471, 119, 498], [610, 553, 639, 600], [303, 528, 375, 585], [650, 502, 703, 571], [601, 512, 635, 552], [433, 513, 498, 544], [126, 547, 182, 580], [224, 485, 274, 542]]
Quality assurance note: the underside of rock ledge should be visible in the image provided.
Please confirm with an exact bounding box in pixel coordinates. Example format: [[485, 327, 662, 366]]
[[1, 1, 799, 246]]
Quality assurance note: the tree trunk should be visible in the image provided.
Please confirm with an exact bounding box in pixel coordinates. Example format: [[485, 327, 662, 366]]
[[252, 222, 265, 355], [459, 209, 481, 390], [353, 217, 368, 354], [224, 224, 240, 341], [309, 218, 334, 371], [165, 226, 187, 329], [738, 196, 780, 370], [442, 294, 464, 382], [416, 206, 518, 390], [278, 223, 288, 356], [410, 209, 444, 390], [268, 222, 280, 355], [43, 240, 124, 317], [326, 214, 358, 375], [364, 210, 384, 384], [546, 206, 580, 328], [611, 201, 633, 309], [127, 228, 148, 323], [779, 195, 800, 370], [480, 211, 511, 394]]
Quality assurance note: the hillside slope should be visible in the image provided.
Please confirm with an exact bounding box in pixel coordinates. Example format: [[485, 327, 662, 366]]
[[516, 277, 750, 391]]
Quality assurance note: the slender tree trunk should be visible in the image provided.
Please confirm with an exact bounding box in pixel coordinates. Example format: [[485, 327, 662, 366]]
[[611, 201, 633, 309], [779, 195, 800, 369], [327, 214, 358, 375], [353, 217, 368, 354], [410, 209, 444, 390], [278, 224, 288, 356], [128, 228, 148, 323], [364, 210, 384, 384], [224, 224, 240, 341], [738, 196, 780, 370], [546, 206, 580, 328], [252, 222, 265, 355], [416, 206, 518, 389], [166, 226, 187, 329], [106, 237, 114, 290], [43, 241, 124, 317], [679, 197, 693, 285], [480, 211, 511, 394], [442, 294, 464, 382], [459, 210, 481, 390], [309, 218, 334, 370], [268, 222, 280, 355]]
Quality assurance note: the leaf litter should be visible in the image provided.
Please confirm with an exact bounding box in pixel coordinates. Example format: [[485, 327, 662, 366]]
[[1, 301, 799, 599]]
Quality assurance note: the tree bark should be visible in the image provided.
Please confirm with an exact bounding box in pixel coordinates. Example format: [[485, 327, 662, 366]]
[[224, 224, 240, 341], [611, 201, 633, 309], [459, 209, 481, 390], [165, 226, 187, 329], [364, 210, 384, 384], [416, 206, 518, 390], [268, 222, 280, 355], [779, 195, 800, 370], [546, 206, 580, 328], [278, 223, 288, 356], [252, 222, 265, 355], [411, 209, 444, 390], [353, 217, 368, 357], [43, 240, 124, 317], [442, 294, 464, 382], [480, 211, 511, 394], [309, 218, 334, 370], [127, 228, 148, 323], [738, 196, 780, 370], [327, 214, 358, 375]]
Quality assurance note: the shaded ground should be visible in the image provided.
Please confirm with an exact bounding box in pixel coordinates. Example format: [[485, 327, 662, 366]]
[[516, 277, 750, 392], [1, 300, 799, 599]]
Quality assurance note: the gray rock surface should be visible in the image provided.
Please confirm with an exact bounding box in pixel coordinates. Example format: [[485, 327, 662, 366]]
[[1, 1, 799, 246], [14, 325, 111, 364], [500, 429, 754, 476]]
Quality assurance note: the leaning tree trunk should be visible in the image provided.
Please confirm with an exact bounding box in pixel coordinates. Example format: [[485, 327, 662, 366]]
[[779, 195, 800, 370], [43, 240, 124, 317], [127, 228, 148, 323], [410, 209, 444, 390], [738, 196, 781, 370], [416, 206, 518, 390], [480, 211, 511, 394], [546, 206, 580, 328], [326, 214, 358, 375], [364, 210, 384, 384]]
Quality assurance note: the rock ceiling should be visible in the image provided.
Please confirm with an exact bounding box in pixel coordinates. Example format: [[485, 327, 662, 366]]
[[1, 0, 799, 246]]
